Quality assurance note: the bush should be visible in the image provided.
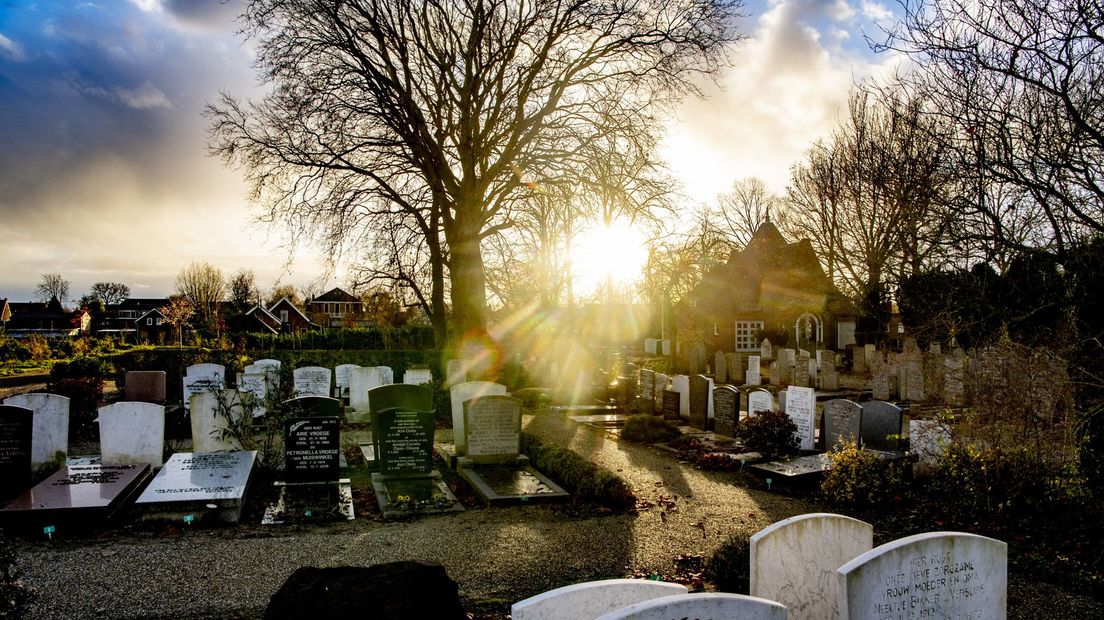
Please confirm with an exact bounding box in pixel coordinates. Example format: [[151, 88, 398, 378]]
[[47, 377, 103, 443], [520, 433, 636, 511], [821, 441, 906, 508], [620, 415, 679, 444], [0, 337, 30, 363], [51, 356, 109, 379], [704, 534, 750, 594], [737, 410, 799, 459], [23, 335, 51, 361]]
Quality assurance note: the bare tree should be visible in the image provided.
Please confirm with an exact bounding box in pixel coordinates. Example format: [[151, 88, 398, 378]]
[[175, 262, 226, 330], [35, 274, 70, 303], [878, 0, 1104, 257], [265, 284, 304, 310], [709, 177, 786, 254], [228, 270, 259, 311], [87, 282, 130, 305], [207, 0, 743, 346]]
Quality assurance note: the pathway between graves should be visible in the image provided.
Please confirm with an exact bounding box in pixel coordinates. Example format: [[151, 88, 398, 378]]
[[16, 411, 813, 619]]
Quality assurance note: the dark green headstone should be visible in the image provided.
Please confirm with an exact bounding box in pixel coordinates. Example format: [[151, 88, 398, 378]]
[[374, 407, 435, 476], [366, 384, 434, 415], [283, 417, 340, 482]]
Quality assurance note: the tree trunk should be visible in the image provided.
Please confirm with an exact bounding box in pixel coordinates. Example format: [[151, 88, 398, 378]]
[[429, 239, 448, 349], [446, 224, 489, 341]]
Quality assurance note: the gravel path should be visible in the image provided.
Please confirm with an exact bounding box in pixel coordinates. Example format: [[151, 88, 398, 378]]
[[15, 411, 815, 619]]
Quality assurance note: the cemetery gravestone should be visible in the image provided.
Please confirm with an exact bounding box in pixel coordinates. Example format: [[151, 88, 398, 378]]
[[182, 364, 225, 412], [446, 359, 467, 386], [726, 352, 743, 384], [661, 390, 680, 421], [822, 399, 863, 450], [375, 407, 435, 475], [898, 352, 925, 402], [293, 366, 332, 397], [671, 375, 690, 418], [593, 593, 786, 620], [644, 338, 658, 355], [747, 389, 773, 415], [190, 390, 246, 453], [750, 513, 873, 620], [851, 345, 866, 374], [376, 366, 395, 385], [944, 350, 965, 406], [871, 359, 891, 401], [0, 405, 33, 500], [3, 393, 69, 472], [124, 371, 167, 403], [820, 371, 840, 391], [860, 401, 904, 452], [349, 366, 385, 413], [238, 372, 268, 418], [713, 386, 739, 437], [0, 463, 150, 525], [689, 375, 711, 430], [512, 579, 688, 620], [135, 451, 257, 523], [284, 395, 342, 418], [450, 381, 508, 456], [837, 532, 1007, 620], [767, 361, 779, 386], [334, 364, 359, 398], [98, 402, 165, 468], [462, 396, 522, 464], [714, 351, 727, 383], [653, 373, 669, 401], [284, 417, 341, 482], [785, 387, 816, 451], [638, 369, 656, 414], [661, 339, 671, 356], [795, 351, 811, 387], [403, 368, 433, 385]]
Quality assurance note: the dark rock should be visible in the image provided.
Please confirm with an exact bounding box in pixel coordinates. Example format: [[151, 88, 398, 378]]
[[264, 561, 466, 619]]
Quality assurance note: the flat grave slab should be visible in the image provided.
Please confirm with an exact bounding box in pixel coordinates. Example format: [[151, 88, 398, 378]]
[[749, 453, 832, 479], [134, 451, 257, 524], [549, 405, 618, 414], [0, 464, 150, 528], [568, 414, 627, 426], [262, 479, 354, 524], [459, 464, 568, 505], [370, 471, 463, 519]]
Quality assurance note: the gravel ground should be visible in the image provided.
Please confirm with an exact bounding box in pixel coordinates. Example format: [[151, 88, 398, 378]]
[[12, 409, 1102, 618]]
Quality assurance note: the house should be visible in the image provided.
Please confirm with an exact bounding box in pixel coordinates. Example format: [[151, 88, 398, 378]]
[[306, 287, 365, 328], [5, 297, 91, 337], [227, 304, 282, 335], [98, 298, 170, 339], [678, 219, 858, 353], [268, 297, 316, 333], [135, 308, 175, 344]]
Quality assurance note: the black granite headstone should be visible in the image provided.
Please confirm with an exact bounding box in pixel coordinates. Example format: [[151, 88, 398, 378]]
[[283, 395, 342, 418], [689, 374, 710, 430], [713, 386, 739, 437], [661, 390, 680, 421], [284, 417, 341, 482], [0, 405, 33, 500], [374, 407, 435, 476]]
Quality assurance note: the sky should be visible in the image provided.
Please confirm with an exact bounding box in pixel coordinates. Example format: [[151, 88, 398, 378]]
[[0, 0, 900, 303]]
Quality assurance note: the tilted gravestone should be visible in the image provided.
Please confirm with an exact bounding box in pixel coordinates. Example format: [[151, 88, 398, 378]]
[[713, 385, 739, 437], [837, 532, 1007, 620], [860, 401, 903, 451], [750, 513, 873, 620], [785, 387, 816, 451], [3, 393, 69, 472], [293, 366, 332, 397], [0, 405, 34, 500], [821, 399, 863, 450], [450, 381, 508, 456], [98, 402, 165, 468]]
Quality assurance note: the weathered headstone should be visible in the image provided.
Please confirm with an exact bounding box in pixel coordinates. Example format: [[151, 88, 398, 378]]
[[860, 401, 903, 451], [445, 359, 467, 386], [661, 339, 671, 356], [726, 352, 744, 384], [689, 375, 711, 430], [135, 451, 257, 523], [293, 366, 332, 397], [785, 387, 816, 451], [644, 338, 658, 355], [374, 407, 435, 476], [944, 349, 965, 406], [638, 369, 656, 414], [795, 350, 811, 387], [714, 386, 739, 436], [349, 366, 385, 412], [376, 366, 395, 385], [837, 532, 1007, 620], [284, 417, 341, 482], [3, 393, 69, 472], [747, 389, 773, 415], [334, 364, 360, 398], [821, 399, 862, 450], [714, 351, 727, 383], [450, 381, 508, 456], [182, 364, 225, 412], [820, 371, 840, 391], [238, 372, 268, 417], [0, 405, 34, 499], [671, 375, 690, 418], [593, 593, 786, 620], [189, 389, 246, 453], [462, 396, 522, 464], [767, 361, 779, 386], [653, 373, 669, 401], [746, 368, 761, 386], [98, 402, 165, 468], [760, 338, 773, 360], [750, 513, 873, 620], [851, 345, 866, 374], [124, 371, 167, 403], [661, 390, 680, 421], [403, 368, 433, 385], [898, 351, 925, 402], [512, 579, 688, 620], [871, 358, 891, 401]]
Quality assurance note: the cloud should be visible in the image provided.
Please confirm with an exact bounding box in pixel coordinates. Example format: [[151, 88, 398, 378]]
[[116, 80, 173, 109], [0, 33, 25, 61], [861, 0, 894, 21]]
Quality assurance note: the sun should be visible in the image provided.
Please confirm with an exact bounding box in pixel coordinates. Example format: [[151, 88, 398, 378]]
[[571, 218, 649, 298]]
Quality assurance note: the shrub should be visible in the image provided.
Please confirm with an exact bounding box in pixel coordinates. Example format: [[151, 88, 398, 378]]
[[620, 415, 679, 444], [821, 441, 906, 508], [51, 356, 109, 379], [23, 335, 51, 361], [704, 534, 750, 594], [737, 410, 799, 459], [47, 377, 103, 443], [0, 337, 30, 363], [520, 433, 636, 511]]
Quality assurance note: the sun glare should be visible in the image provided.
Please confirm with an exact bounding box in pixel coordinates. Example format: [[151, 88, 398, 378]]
[[571, 219, 649, 298]]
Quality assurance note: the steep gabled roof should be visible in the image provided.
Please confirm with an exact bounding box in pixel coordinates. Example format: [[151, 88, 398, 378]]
[[268, 297, 311, 322], [311, 287, 360, 303]]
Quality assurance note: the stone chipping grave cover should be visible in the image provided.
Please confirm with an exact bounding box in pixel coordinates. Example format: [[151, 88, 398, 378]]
[[750, 513, 873, 620]]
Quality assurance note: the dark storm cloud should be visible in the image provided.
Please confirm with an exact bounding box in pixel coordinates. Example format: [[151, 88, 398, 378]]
[[164, 0, 242, 29]]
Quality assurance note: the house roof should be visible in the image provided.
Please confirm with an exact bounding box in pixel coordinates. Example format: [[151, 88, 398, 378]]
[[246, 304, 279, 323], [311, 287, 360, 303], [135, 308, 166, 322], [268, 297, 312, 322]]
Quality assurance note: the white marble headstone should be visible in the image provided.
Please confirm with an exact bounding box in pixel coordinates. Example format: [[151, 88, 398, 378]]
[[403, 368, 433, 385], [349, 366, 385, 412], [450, 381, 507, 455], [670, 375, 690, 417], [182, 364, 225, 412], [334, 364, 360, 396], [189, 390, 247, 453], [750, 513, 873, 620], [98, 402, 165, 468], [3, 393, 69, 469], [512, 579, 687, 620], [747, 390, 773, 414], [837, 532, 1007, 620], [785, 386, 816, 450], [238, 372, 268, 417], [593, 593, 786, 620], [644, 338, 658, 355], [292, 366, 332, 397], [376, 366, 394, 385]]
